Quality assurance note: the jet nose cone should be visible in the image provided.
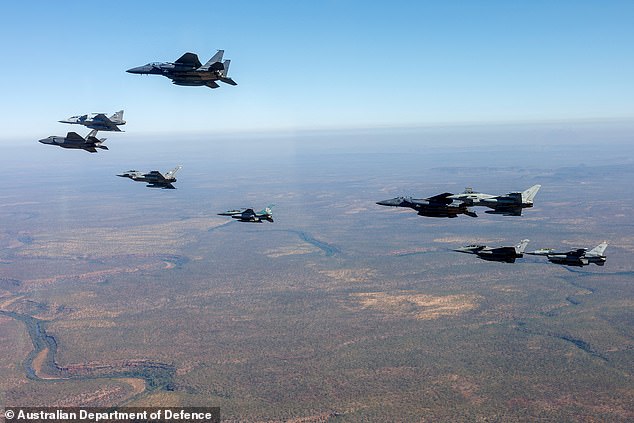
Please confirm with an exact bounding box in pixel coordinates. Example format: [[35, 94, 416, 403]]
[[376, 198, 400, 206], [126, 65, 148, 74], [38, 138, 51, 144]]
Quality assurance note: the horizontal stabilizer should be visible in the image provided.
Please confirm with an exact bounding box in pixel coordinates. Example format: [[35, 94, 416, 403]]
[[220, 76, 237, 86], [205, 81, 220, 89]]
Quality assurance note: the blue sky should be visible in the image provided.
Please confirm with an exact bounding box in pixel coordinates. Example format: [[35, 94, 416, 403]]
[[1, 1, 633, 140]]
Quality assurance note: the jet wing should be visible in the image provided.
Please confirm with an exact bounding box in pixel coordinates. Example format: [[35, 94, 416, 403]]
[[146, 171, 167, 181], [566, 249, 588, 257], [90, 113, 121, 131], [175, 52, 202, 68], [235, 209, 256, 220], [484, 205, 523, 216], [489, 246, 517, 256], [66, 132, 85, 141], [425, 192, 454, 205]]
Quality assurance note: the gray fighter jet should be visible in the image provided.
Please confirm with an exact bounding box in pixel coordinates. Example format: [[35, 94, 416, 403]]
[[38, 130, 107, 153], [117, 165, 182, 189], [453, 239, 530, 263], [126, 50, 236, 89], [376, 193, 477, 218], [527, 242, 608, 267], [218, 206, 274, 223], [59, 110, 125, 132], [449, 185, 541, 216]]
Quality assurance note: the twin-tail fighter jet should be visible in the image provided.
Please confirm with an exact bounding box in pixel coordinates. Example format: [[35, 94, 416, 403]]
[[126, 50, 236, 89], [527, 242, 608, 267], [453, 239, 530, 263], [376, 193, 478, 218], [448, 185, 541, 216], [59, 110, 125, 132], [219, 206, 274, 223], [39, 130, 107, 153], [117, 166, 182, 189]]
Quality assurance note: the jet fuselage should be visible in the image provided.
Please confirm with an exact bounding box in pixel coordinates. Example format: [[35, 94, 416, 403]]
[[376, 196, 476, 218]]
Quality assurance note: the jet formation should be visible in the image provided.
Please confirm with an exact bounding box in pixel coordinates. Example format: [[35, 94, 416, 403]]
[[453, 239, 530, 263], [117, 166, 182, 189], [59, 110, 125, 132], [35, 48, 607, 268], [527, 242, 608, 267], [127, 51, 237, 89], [39, 130, 107, 153], [218, 207, 274, 223], [377, 185, 541, 218]]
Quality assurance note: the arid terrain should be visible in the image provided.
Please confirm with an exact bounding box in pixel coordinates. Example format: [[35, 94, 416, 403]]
[[1, 126, 633, 421]]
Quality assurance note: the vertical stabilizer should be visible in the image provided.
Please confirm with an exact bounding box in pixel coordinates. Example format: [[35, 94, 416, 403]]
[[201, 50, 224, 70], [515, 239, 530, 254], [588, 241, 608, 256], [110, 110, 125, 123], [219, 60, 237, 85], [165, 165, 183, 179], [522, 185, 541, 204]]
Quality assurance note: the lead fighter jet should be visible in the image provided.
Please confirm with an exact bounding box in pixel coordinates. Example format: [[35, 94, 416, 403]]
[[38, 130, 107, 153], [453, 239, 530, 263], [117, 166, 182, 189], [218, 206, 274, 223], [126, 50, 236, 89], [527, 242, 608, 267], [59, 110, 125, 132], [449, 185, 541, 216], [376, 193, 477, 218]]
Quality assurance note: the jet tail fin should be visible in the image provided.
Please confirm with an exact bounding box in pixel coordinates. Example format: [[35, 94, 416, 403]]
[[515, 239, 530, 254], [219, 60, 237, 85], [110, 110, 125, 124], [86, 129, 99, 139], [164, 165, 182, 179], [200, 50, 224, 71], [588, 241, 608, 256], [522, 185, 541, 204]]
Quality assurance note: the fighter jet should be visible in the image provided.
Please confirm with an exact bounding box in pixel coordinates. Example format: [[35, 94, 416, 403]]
[[38, 130, 107, 153], [527, 242, 608, 267], [218, 206, 274, 223], [59, 110, 125, 132], [376, 193, 477, 218], [449, 185, 541, 216], [126, 50, 236, 89], [453, 239, 530, 263], [117, 166, 182, 189]]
